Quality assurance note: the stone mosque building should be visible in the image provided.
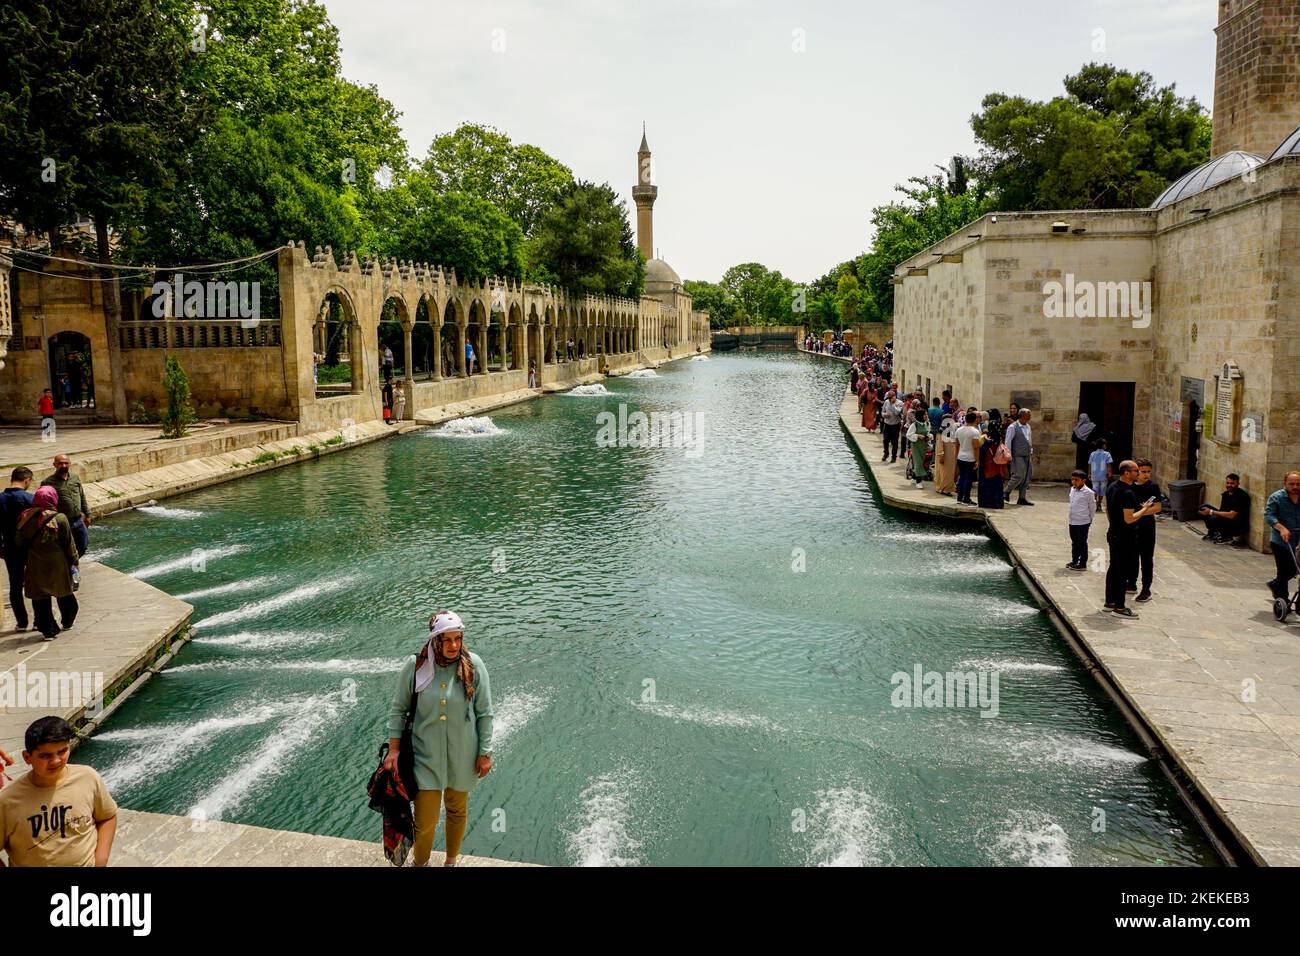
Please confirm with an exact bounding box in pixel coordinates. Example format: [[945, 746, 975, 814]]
[[892, 0, 1300, 550]]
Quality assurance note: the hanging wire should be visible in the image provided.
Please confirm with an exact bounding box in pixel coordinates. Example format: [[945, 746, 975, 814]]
[[0, 246, 281, 282]]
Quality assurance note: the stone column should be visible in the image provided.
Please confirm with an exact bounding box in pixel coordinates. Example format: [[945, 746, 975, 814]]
[[457, 323, 468, 377], [432, 319, 442, 380], [402, 323, 414, 386], [499, 320, 509, 372], [478, 323, 487, 375]]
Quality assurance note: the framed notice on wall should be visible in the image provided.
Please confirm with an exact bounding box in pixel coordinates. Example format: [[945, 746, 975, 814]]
[[1212, 362, 1243, 444]]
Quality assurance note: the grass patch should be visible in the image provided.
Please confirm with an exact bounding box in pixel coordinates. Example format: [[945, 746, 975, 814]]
[[246, 451, 280, 466], [324, 435, 345, 446]]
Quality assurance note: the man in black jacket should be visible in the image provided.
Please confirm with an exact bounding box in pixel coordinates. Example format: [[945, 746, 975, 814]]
[[1, 467, 35, 631], [1104, 461, 1160, 619]]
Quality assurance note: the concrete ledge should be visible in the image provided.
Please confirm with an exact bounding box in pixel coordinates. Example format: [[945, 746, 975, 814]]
[[111, 809, 539, 867]]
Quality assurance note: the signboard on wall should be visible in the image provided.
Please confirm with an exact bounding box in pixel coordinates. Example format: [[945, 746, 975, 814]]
[[1213, 362, 1243, 444]]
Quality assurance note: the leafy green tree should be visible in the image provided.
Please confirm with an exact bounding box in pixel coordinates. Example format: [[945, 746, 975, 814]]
[[720, 263, 796, 325], [836, 273, 863, 327], [527, 181, 643, 298], [0, 0, 202, 422], [858, 174, 992, 319], [971, 63, 1210, 210], [161, 355, 197, 437], [423, 123, 573, 237], [381, 170, 524, 280], [683, 280, 738, 328]]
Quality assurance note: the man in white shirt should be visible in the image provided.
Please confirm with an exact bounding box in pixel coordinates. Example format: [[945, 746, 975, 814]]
[[954, 412, 981, 504]]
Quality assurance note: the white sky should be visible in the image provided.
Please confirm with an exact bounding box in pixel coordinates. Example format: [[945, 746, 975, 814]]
[[321, 0, 1218, 283]]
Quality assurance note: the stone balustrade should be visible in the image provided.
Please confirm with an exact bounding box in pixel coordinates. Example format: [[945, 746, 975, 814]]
[[120, 319, 283, 349]]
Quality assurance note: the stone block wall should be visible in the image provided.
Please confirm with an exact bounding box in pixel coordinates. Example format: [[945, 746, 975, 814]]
[[1212, 0, 1300, 158], [123, 346, 292, 420], [1152, 157, 1300, 548]]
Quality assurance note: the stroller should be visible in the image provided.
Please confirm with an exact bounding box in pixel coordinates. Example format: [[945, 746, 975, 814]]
[[1273, 538, 1300, 623], [904, 434, 935, 484]]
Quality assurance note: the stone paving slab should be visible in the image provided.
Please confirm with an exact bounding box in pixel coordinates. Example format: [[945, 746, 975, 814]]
[[111, 809, 537, 867], [838, 387, 1300, 865], [0, 563, 191, 762]]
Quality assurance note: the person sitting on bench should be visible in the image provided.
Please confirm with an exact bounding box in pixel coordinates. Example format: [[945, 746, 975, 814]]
[[1199, 473, 1251, 544]]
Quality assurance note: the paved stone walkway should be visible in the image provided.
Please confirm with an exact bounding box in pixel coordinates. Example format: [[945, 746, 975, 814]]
[[111, 809, 536, 866], [839, 388, 1300, 865], [1, 563, 191, 760]]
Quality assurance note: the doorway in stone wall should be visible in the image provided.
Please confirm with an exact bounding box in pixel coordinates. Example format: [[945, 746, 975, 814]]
[[47, 331, 95, 410], [1077, 382, 1135, 463]]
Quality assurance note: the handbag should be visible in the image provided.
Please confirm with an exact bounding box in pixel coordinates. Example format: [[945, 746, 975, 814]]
[[993, 442, 1012, 465], [396, 653, 419, 796]]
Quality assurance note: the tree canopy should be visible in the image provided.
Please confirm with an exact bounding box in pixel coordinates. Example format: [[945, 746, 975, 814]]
[[526, 181, 643, 298]]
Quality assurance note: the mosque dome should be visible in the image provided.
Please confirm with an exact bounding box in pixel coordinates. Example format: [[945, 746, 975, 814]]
[[1268, 124, 1300, 162], [645, 257, 681, 287], [1149, 151, 1265, 208]]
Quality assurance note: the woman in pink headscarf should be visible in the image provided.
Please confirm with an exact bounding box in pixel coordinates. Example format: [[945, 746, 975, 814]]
[[15, 485, 79, 640]]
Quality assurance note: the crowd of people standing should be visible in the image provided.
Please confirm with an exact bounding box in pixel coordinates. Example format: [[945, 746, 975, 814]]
[[842, 349, 1300, 621]]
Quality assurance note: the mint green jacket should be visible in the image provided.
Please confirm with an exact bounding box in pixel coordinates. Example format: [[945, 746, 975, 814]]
[[386, 651, 494, 793]]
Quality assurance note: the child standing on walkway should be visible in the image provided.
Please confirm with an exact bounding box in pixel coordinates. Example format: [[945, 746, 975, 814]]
[[1067, 469, 1096, 570], [1088, 439, 1113, 509]]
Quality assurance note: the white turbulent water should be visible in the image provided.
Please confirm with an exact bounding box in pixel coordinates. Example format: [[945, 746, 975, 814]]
[[491, 690, 552, 751], [433, 416, 505, 437], [806, 787, 893, 867], [166, 657, 400, 675], [866, 558, 1011, 576], [82, 546, 119, 563], [999, 730, 1147, 770], [97, 699, 307, 792], [128, 543, 250, 580], [173, 574, 278, 602], [136, 505, 204, 519], [624, 369, 658, 378], [954, 659, 1064, 673], [566, 770, 642, 867], [564, 383, 611, 396], [874, 532, 990, 543], [690, 355, 709, 362], [195, 575, 357, 629], [991, 812, 1072, 866], [188, 695, 344, 821], [190, 631, 331, 650], [634, 700, 778, 731]]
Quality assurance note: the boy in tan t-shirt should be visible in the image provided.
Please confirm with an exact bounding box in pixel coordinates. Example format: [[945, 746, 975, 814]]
[[0, 716, 117, 867]]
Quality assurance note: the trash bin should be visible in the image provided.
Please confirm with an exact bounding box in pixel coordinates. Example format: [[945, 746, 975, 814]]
[[1167, 479, 1206, 521]]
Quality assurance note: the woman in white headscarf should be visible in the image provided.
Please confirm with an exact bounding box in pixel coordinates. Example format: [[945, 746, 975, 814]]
[[1072, 413, 1097, 470], [384, 610, 494, 866]]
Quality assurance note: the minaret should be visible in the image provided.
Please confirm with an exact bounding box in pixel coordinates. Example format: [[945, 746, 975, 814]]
[[632, 124, 657, 262]]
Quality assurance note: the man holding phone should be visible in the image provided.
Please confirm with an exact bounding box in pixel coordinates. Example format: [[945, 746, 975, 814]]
[[1104, 460, 1161, 619]]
